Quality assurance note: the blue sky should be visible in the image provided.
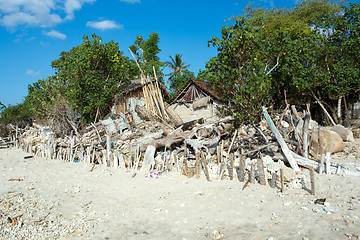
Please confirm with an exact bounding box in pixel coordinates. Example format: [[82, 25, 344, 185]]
[[0, 0, 357, 106]]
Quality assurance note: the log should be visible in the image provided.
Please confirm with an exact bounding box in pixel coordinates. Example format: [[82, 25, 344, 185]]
[[139, 131, 194, 152], [262, 106, 301, 173], [175, 118, 204, 131]]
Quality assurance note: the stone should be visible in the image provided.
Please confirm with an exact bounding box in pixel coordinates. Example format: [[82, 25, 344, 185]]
[[311, 129, 344, 154], [330, 124, 355, 142]]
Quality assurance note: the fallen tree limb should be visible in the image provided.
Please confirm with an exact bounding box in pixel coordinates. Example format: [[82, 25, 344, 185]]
[[263, 106, 301, 172]]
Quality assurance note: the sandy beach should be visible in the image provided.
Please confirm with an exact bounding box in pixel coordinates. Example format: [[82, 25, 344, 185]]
[[1, 145, 360, 240]]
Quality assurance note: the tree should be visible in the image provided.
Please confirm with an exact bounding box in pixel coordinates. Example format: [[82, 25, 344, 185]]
[[129, 32, 165, 79], [165, 54, 191, 94], [0, 101, 4, 112], [51, 33, 136, 122], [165, 54, 190, 79], [202, 0, 353, 124]]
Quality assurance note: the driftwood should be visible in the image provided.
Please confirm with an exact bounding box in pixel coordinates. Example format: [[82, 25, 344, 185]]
[[176, 118, 204, 132], [139, 130, 194, 152], [262, 106, 301, 172]]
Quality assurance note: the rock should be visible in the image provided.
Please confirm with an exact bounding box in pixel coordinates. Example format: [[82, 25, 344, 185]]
[[311, 129, 344, 154], [330, 125, 355, 142]]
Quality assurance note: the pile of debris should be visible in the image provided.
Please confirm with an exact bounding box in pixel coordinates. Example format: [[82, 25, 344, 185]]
[[9, 100, 360, 195]]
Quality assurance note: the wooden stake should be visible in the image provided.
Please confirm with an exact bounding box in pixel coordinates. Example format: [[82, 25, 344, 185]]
[[325, 152, 331, 175], [319, 154, 324, 174], [238, 154, 245, 182], [195, 151, 200, 179], [280, 168, 284, 193], [201, 151, 211, 182], [302, 112, 311, 158], [270, 173, 277, 188], [250, 163, 255, 184], [257, 159, 266, 185], [310, 167, 316, 195], [230, 153, 234, 180]]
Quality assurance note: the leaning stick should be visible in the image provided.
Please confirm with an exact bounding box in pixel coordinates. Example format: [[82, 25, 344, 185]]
[[262, 106, 301, 173]]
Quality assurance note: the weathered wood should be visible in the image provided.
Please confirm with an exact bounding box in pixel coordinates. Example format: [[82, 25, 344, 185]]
[[257, 159, 266, 185], [280, 168, 284, 193], [302, 112, 311, 158], [176, 118, 204, 131], [230, 153, 234, 180], [140, 145, 156, 172], [250, 163, 255, 184], [263, 106, 301, 172], [139, 130, 193, 152], [106, 135, 111, 167], [238, 154, 245, 182], [269, 173, 277, 188], [201, 151, 211, 182], [310, 167, 316, 196], [195, 152, 200, 179], [326, 152, 331, 175], [319, 154, 324, 174]]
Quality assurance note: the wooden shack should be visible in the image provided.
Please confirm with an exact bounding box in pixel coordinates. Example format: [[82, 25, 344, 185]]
[[114, 78, 170, 114], [170, 78, 225, 123]]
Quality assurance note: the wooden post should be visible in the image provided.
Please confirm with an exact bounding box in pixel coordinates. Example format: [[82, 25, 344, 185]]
[[302, 112, 311, 158], [183, 142, 188, 176], [230, 153, 234, 180], [250, 163, 255, 184], [257, 159, 266, 185], [319, 154, 324, 174], [195, 151, 200, 179], [280, 168, 284, 193], [201, 151, 211, 182], [238, 154, 245, 182], [325, 152, 331, 175], [270, 173, 277, 188], [310, 167, 316, 195], [106, 134, 111, 167]]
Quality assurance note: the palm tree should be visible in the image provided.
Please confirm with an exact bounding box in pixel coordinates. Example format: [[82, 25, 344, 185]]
[[165, 54, 190, 83]]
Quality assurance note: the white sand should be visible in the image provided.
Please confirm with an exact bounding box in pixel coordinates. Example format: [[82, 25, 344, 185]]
[[1, 147, 360, 239]]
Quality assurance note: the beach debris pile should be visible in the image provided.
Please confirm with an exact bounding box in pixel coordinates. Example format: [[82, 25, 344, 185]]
[[3, 99, 358, 196]]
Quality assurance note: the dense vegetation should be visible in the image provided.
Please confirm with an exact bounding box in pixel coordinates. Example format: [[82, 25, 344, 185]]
[[1, 0, 359, 130], [200, 0, 360, 124]]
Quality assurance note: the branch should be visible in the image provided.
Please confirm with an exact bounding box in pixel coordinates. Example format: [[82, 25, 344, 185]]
[[266, 54, 280, 75]]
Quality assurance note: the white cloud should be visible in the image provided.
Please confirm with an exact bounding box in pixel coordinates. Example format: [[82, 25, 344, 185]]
[[64, 0, 96, 20], [120, 0, 140, 3], [43, 29, 66, 39], [26, 69, 40, 76], [0, 0, 95, 30], [86, 20, 123, 31]]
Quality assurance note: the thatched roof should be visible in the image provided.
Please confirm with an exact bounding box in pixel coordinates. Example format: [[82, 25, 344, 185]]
[[170, 78, 222, 104]]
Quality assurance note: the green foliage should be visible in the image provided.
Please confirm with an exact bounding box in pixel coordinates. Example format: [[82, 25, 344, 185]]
[[0, 103, 31, 124], [51, 33, 136, 122], [168, 70, 195, 96], [165, 54, 191, 94], [24, 76, 66, 118], [0, 101, 5, 112], [129, 32, 165, 79], [202, 0, 359, 124]]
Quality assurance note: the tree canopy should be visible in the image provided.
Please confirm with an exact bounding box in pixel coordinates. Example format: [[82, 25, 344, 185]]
[[202, 0, 360, 124]]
